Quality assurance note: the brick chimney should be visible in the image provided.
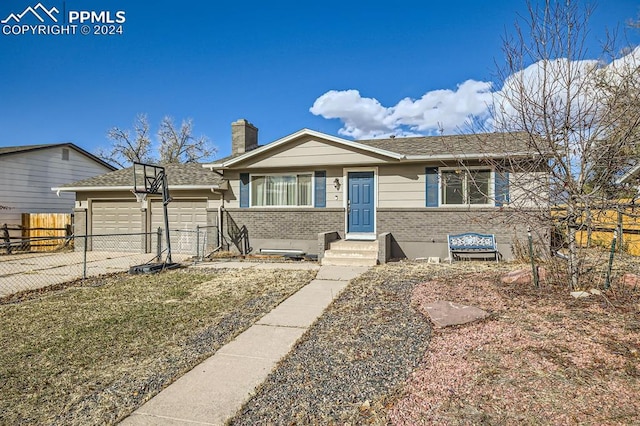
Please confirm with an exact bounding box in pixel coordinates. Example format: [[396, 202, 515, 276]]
[[231, 119, 258, 155]]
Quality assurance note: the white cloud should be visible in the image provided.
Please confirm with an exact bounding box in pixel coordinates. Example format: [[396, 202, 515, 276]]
[[310, 80, 495, 139], [310, 47, 640, 139], [309, 90, 394, 139]]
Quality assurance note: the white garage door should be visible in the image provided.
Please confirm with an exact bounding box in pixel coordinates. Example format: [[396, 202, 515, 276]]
[[151, 199, 207, 255], [91, 201, 144, 252]]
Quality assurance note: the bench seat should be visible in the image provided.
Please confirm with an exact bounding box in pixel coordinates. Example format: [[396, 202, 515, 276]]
[[448, 233, 499, 263]]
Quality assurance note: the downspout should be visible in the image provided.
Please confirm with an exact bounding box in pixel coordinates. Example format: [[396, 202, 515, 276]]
[[218, 202, 224, 252], [207, 187, 225, 255]]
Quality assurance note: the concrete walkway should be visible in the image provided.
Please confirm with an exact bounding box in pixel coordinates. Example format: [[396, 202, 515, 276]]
[[120, 263, 369, 426]]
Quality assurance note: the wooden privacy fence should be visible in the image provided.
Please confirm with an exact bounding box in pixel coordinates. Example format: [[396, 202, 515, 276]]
[[553, 204, 640, 256], [1, 213, 72, 254]]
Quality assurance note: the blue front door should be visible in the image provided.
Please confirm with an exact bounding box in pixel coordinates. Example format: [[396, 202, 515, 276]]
[[347, 171, 375, 234]]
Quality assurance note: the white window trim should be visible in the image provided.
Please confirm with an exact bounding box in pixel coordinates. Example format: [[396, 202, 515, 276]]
[[439, 167, 494, 207], [248, 172, 315, 208]]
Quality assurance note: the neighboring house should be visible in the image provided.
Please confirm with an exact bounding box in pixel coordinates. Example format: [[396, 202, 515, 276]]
[[58, 119, 545, 262], [616, 163, 640, 188], [0, 143, 116, 235]]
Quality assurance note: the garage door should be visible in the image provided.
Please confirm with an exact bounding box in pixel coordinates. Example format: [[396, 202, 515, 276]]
[[151, 199, 207, 255], [91, 201, 144, 252]]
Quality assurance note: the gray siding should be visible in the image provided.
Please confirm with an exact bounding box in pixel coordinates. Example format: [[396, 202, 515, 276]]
[[0, 146, 113, 226]]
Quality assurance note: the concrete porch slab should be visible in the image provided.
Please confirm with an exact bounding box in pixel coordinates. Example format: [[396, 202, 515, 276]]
[[315, 265, 369, 281]]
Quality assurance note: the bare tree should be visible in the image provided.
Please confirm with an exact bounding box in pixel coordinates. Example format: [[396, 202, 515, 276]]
[[489, 0, 640, 288], [99, 115, 216, 167], [158, 116, 215, 164], [98, 114, 153, 168]]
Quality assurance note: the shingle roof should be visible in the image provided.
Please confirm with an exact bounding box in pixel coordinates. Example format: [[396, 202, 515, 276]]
[[60, 163, 224, 189], [0, 144, 54, 155], [356, 132, 533, 157], [0, 143, 116, 170]]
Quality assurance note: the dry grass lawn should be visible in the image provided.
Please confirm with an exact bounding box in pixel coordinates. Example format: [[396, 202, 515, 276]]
[[0, 267, 316, 425]]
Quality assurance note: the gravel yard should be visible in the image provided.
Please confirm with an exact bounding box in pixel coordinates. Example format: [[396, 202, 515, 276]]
[[229, 262, 436, 424]]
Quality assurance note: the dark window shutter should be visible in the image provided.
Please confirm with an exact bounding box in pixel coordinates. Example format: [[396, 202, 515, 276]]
[[425, 167, 439, 207], [314, 171, 326, 208], [239, 173, 249, 208], [495, 171, 510, 207]]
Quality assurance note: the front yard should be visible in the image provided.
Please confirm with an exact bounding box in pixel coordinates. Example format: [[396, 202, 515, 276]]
[[2, 258, 640, 425]]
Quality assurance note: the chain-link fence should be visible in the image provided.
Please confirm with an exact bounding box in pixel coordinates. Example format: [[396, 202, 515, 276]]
[[0, 225, 219, 299]]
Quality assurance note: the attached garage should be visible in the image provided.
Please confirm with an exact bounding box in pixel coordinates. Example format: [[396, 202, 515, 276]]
[[150, 199, 208, 254], [56, 163, 226, 256], [90, 200, 145, 252]]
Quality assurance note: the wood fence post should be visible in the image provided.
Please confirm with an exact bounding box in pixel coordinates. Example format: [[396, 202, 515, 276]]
[[617, 210, 624, 252], [2, 223, 11, 254]]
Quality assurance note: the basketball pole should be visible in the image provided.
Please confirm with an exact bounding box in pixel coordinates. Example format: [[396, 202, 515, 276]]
[[161, 170, 172, 264]]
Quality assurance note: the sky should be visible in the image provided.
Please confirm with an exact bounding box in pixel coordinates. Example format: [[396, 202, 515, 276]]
[[1, 0, 639, 161]]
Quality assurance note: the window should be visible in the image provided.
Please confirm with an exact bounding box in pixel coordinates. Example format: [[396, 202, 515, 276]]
[[441, 169, 491, 205], [250, 174, 312, 206], [62, 148, 69, 161]]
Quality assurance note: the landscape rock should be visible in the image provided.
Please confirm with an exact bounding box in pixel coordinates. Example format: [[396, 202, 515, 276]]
[[622, 273, 640, 288], [570, 291, 591, 298], [501, 267, 547, 285], [501, 268, 531, 284], [419, 300, 489, 328]]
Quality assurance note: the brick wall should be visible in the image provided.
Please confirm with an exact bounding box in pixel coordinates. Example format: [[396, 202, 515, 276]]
[[377, 208, 545, 260], [223, 208, 344, 253], [377, 208, 526, 244], [221, 207, 544, 259]]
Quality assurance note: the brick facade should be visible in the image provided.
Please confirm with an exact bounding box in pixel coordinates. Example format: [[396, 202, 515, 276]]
[[377, 208, 542, 260], [376, 208, 525, 244], [222, 208, 344, 254], [220, 207, 541, 260]]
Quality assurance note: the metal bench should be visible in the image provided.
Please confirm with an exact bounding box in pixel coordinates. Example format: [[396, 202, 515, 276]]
[[447, 233, 499, 263]]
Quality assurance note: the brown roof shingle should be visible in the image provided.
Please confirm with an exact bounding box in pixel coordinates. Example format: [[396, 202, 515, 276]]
[[60, 163, 223, 188], [356, 132, 533, 157], [0, 143, 116, 170]]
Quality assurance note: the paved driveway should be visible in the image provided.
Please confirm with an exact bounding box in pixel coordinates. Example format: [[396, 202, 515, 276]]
[[0, 251, 191, 298]]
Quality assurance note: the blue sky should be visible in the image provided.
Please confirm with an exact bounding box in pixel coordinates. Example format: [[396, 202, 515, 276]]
[[1, 0, 638, 161]]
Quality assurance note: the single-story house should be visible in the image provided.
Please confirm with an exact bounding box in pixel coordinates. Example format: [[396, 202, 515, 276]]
[[0, 143, 116, 237], [57, 119, 546, 263]]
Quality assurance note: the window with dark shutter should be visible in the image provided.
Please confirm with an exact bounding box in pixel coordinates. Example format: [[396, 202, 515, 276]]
[[314, 171, 326, 208], [495, 171, 510, 206], [239, 173, 249, 208], [425, 167, 439, 207]]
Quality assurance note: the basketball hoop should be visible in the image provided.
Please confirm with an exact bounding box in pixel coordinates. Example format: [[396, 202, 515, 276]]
[[132, 190, 147, 210], [131, 162, 174, 265]]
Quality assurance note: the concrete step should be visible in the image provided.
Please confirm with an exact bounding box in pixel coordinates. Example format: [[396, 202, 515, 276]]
[[321, 239, 378, 266], [322, 249, 376, 259], [328, 240, 378, 252]]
